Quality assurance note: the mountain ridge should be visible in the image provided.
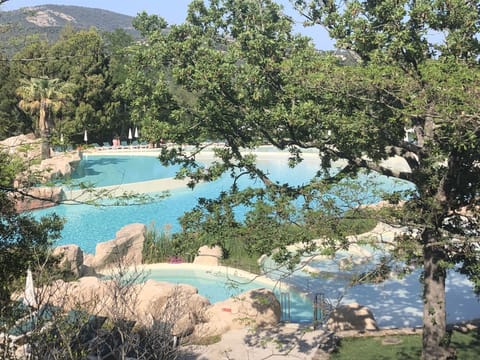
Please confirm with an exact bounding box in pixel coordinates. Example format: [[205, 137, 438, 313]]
[[0, 4, 139, 53]]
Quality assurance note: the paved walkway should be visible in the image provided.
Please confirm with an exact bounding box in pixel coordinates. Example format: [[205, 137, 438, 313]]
[[179, 324, 333, 360]]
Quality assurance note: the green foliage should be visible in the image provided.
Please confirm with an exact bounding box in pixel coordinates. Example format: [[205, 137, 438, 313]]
[[129, 2, 479, 357], [0, 53, 26, 139], [1, 25, 138, 146], [331, 334, 422, 360], [0, 150, 65, 307], [142, 222, 177, 264], [16, 76, 73, 159], [190, 334, 222, 346], [292, 0, 480, 357], [132, 11, 167, 38]]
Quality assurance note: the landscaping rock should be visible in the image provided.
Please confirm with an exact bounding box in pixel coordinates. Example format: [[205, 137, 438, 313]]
[[53, 244, 84, 276], [40, 276, 211, 338], [14, 186, 65, 212], [326, 302, 378, 332], [193, 245, 223, 266], [91, 223, 146, 270], [135, 279, 210, 337], [27, 274, 283, 346], [1, 132, 82, 212], [33, 152, 81, 182], [192, 288, 281, 338], [0, 133, 39, 158]]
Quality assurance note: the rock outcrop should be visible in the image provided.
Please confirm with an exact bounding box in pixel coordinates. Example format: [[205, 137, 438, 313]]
[[47, 224, 280, 340], [84, 223, 147, 270], [2, 133, 82, 211], [136, 279, 210, 337], [37, 277, 280, 340], [14, 186, 65, 212], [326, 302, 378, 332], [0, 133, 39, 159], [192, 288, 281, 338], [193, 245, 223, 266], [31, 151, 81, 183], [52, 244, 84, 276]]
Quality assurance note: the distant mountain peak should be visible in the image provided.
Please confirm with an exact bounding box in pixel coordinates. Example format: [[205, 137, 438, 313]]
[[0, 4, 140, 54], [24, 6, 77, 27]]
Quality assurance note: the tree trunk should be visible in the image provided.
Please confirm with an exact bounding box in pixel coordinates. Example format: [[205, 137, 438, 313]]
[[422, 228, 450, 360], [40, 100, 50, 159], [40, 130, 50, 160]]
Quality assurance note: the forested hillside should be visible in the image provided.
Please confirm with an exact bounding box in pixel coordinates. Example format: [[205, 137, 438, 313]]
[[0, 4, 138, 53]]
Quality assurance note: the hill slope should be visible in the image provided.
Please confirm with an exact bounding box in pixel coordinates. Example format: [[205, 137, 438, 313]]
[[0, 4, 139, 53]]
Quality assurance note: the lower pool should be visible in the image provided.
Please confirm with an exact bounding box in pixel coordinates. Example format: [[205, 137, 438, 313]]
[[143, 265, 314, 323]]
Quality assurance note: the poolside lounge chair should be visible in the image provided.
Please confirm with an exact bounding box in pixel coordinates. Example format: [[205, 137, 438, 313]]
[[7, 304, 59, 339], [120, 140, 128, 149], [131, 140, 140, 149], [53, 145, 64, 153], [102, 142, 112, 150]]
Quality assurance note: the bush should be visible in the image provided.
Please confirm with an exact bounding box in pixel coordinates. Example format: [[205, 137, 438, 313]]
[[142, 222, 177, 264]]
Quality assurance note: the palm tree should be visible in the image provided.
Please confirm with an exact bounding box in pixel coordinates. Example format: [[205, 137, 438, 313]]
[[16, 77, 69, 159]]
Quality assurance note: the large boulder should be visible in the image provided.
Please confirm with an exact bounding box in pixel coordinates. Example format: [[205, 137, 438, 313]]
[[89, 223, 147, 270], [326, 302, 378, 332], [29, 275, 282, 342], [42, 277, 107, 313], [3, 133, 82, 212], [0, 133, 39, 159], [192, 288, 281, 338], [7, 137, 81, 190], [53, 244, 84, 276], [135, 279, 210, 337], [33, 152, 81, 182], [193, 245, 223, 266], [39, 276, 211, 338], [14, 186, 65, 212]]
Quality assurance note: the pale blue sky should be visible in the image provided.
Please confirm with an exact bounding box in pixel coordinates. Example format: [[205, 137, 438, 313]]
[[1, 0, 334, 49]]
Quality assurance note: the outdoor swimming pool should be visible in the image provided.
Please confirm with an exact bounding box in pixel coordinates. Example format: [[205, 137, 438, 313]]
[[34, 150, 464, 327], [145, 265, 313, 323], [35, 152, 414, 254]]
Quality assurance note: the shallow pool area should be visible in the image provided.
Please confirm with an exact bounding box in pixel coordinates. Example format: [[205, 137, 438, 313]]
[[144, 265, 313, 323]]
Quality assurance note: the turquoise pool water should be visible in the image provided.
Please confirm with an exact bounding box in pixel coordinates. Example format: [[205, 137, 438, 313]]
[[34, 154, 414, 254], [71, 155, 182, 187], [147, 267, 313, 323]]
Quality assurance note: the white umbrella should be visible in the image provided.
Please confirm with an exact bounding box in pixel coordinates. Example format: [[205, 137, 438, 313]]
[[128, 128, 133, 140], [83, 130, 88, 143], [60, 133, 64, 143], [23, 268, 37, 309], [134, 127, 139, 138]]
